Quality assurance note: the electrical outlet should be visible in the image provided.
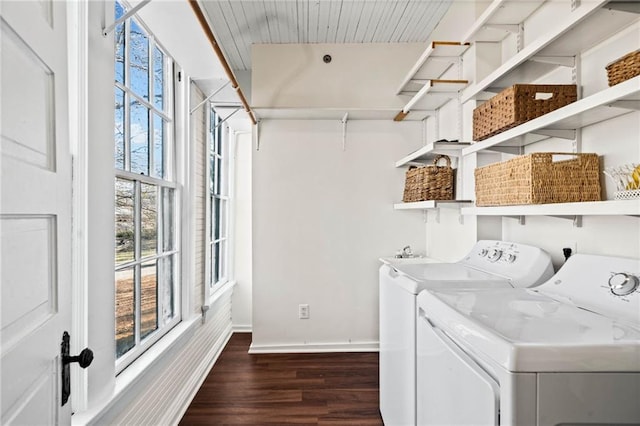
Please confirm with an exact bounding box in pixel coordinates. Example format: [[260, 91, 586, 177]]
[[298, 304, 309, 319]]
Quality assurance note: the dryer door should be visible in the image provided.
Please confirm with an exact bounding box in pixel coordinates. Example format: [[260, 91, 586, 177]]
[[417, 307, 500, 426]]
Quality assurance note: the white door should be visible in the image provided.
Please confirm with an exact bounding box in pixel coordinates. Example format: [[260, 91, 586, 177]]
[[1, 1, 73, 424]]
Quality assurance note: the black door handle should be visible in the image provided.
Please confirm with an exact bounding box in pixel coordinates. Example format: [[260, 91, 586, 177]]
[[63, 348, 94, 368], [61, 331, 94, 406]]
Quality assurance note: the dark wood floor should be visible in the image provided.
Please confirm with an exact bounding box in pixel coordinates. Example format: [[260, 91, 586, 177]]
[[180, 333, 383, 425]]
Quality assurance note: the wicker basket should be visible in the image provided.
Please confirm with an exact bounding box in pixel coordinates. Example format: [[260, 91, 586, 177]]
[[402, 155, 454, 202], [474, 152, 601, 206], [606, 50, 640, 86], [473, 84, 577, 141]]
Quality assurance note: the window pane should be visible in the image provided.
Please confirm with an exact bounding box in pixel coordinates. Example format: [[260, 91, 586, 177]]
[[115, 88, 125, 169], [220, 199, 227, 238], [141, 183, 157, 258], [210, 153, 216, 195], [153, 46, 164, 111], [115, 2, 125, 84], [213, 197, 220, 241], [130, 99, 149, 175], [152, 114, 164, 178], [215, 157, 222, 195], [219, 240, 227, 281], [140, 261, 158, 340], [161, 255, 176, 323], [162, 188, 175, 251], [115, 178, 135, 265], [129, 19, 149, 101], [213, 242, 220, 285], [115, 267, 135, 357]]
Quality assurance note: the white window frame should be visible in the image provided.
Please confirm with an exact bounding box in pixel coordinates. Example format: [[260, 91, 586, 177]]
[[205, 106, 232, 301], [114, 1, 181, 373]]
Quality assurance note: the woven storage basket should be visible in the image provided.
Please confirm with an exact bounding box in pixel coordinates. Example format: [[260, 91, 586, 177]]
[[606, 50, 640, 86], [474, 152, 601, 206], [473, 84, 577, 141], [402, 155, 454, 202]]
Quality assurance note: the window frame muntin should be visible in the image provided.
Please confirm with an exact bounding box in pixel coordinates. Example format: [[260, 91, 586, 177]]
[[114, 0, 180, 373]]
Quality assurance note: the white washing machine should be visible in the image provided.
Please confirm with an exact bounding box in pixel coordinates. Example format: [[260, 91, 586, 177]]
[[379, 240, 553, 426], [416, 253, 640, 425]]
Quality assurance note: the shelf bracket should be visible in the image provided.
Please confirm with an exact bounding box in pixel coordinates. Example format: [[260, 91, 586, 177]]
[[549, 215, 583, 227], [530, 129, 576, 140], [423, 210, 429, 223], [341, 112, 348, 151], [608, 100, 640, 111], [255, 119, 261, 151], [529, 56, 575, 68], [505, 215, 526, 225], [190, 81, 231, 115], [435, 208, 441, 224], [103, 0, 152, 37], [458, 212, 465, 225]]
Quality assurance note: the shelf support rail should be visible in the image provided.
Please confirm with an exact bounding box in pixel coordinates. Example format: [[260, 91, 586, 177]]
[[341, 112, 348, 151]]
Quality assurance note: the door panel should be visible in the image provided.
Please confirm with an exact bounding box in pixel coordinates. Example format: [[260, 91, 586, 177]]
[[1, 1, 72, 424]]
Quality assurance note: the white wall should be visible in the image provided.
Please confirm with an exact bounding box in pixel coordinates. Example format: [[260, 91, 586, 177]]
[[251, 119, 426, 351], [232, 131, 253, 331], [252, 43, 424, 109]]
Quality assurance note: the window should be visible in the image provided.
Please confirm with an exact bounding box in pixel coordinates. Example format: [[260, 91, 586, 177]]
[[206, 109, 230, 294], [114, 1, 179, 369]]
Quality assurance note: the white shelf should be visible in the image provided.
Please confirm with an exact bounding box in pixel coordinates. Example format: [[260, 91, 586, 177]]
[[395, 79, 469, 121], [397, 41, 470, 95], [462, 1, 639, 102], [396, 141, 470, 167], [461, 200, 640, 217], [461, 0, 545, 43], [463, 75, 640, 155], [394, 200, 473, 210]]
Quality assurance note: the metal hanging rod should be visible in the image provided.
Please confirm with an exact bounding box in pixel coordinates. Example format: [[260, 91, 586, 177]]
[[189, 0, 257, 125], [103, 0, 152, 37]]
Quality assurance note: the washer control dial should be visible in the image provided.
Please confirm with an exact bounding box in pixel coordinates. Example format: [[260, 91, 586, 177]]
[[504, 253, 517, 263], [608, 273, 639, 296], [487, 248, 502, 262], [479, 248, 488, 257]]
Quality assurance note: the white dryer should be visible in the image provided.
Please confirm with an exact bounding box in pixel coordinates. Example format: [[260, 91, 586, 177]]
[[379, 240, 553, 426], [416, 253, 640, 425]]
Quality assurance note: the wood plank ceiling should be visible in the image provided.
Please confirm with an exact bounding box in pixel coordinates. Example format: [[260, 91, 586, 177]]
[[200, 0, 454, 71]]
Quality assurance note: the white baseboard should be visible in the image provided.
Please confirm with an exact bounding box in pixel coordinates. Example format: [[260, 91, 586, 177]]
[[248, 341, 379, 354], [232, 324, 252, 333]]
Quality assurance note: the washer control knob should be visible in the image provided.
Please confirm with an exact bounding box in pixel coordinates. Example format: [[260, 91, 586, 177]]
[[479, 248, 488, 257], [487, 248, 502, 262], [504, 253, 517, 263], [608, 273, 639, 296]]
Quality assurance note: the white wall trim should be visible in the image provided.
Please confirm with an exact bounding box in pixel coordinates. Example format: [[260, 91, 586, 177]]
[[72, 317, 199, 425], [248, 341, 379, 354], [232, 324, 252, 333], [168, 323, 233, 425]]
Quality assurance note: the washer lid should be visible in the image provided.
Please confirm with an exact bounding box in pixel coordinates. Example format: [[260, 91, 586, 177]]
[[419, 288, 640, 372], [389, 263, 510, 294]]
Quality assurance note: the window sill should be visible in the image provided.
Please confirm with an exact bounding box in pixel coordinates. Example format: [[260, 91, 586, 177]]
[[202, 280, 236, 311]]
